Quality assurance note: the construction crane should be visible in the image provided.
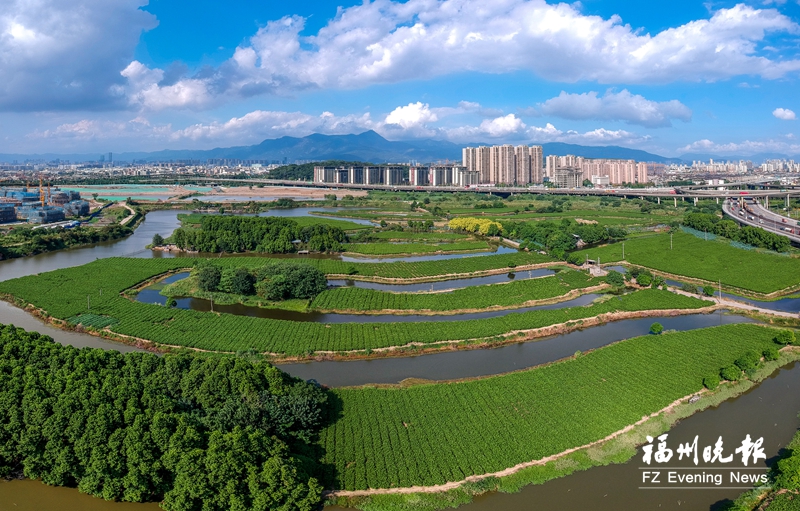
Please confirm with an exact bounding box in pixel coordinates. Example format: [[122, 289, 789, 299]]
[[39, 177, 44, 208]]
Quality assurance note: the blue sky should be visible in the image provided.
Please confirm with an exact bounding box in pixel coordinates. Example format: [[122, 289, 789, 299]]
[[3, 0, 800, 158]]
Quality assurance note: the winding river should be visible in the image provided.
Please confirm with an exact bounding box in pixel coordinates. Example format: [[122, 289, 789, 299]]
[[0, 210, 798, 510]]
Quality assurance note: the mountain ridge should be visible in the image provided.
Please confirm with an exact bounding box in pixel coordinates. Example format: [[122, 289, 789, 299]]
[[2, 131, 692, 164]]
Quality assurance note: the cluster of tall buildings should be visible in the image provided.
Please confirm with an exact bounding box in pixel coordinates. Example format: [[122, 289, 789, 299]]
[[311, 145, 649, 188], [462, 145, 543, 185], [545, 155, 648, 186]]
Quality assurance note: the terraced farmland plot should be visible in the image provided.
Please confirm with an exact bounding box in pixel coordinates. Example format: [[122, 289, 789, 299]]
[[322, 323, 780, 490], [311, 270, 602, 312]]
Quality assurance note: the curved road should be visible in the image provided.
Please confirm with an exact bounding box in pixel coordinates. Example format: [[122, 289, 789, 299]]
[[722, 197, 800, 244]]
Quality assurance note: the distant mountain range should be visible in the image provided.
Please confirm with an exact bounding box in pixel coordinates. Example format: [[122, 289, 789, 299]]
[[1, 131, 791, 165]]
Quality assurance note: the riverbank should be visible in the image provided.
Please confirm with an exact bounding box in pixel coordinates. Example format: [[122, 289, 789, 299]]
[[328, 330, 800, 510]]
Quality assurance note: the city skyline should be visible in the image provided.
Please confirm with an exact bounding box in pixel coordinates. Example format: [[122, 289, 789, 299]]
[[2, 1, 800, 157]]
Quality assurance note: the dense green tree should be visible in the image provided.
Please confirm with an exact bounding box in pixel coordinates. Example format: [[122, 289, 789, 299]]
[[0, 324, 330, 509], [649, 322, 663, 335], [605, 270, 625, 287], [172, 216, 346, 254], [197, 265, 221, 292]]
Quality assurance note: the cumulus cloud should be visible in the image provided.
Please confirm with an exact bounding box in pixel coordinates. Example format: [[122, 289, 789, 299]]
[[525, 123, 649, 145], [121, 1, 800, 110], [773, 107, 797, 120], [0, 0, 156, 111], [537, 90, 692, 128], [384, 102, 438, 129], [29, 103, 650, 152]]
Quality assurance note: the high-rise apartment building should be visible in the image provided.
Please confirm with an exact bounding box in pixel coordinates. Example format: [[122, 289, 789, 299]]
[[514, 145, 531, 185], [462, 144, 543, 185], [546, 155, 648, 185]]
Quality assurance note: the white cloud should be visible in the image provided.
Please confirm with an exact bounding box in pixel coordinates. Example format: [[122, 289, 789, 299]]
[[538, 90, 692, 128], [0, 0, 156, 111], [525, 123, 649, 145], [679, 137, 800, 155], [479, 114, 526, 137], [773, 107, 796, 120], [385, 102, 438, 129], [120, 1, 800, 110]]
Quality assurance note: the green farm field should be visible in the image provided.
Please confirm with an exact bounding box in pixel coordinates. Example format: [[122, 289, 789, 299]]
[[311, 270, 603, 312], [0, 259, 710, 356], [342, 241, 491, 255], [322, 323, 781, 490], [576, 232, 800, 294], [369, 231, 470, 241]]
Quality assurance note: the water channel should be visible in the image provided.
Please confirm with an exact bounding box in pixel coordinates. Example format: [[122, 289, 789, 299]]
[[0, 211, 798, 510]]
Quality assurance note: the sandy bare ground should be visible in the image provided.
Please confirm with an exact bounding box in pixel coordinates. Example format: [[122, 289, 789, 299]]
[[206, 186, 368, 199]]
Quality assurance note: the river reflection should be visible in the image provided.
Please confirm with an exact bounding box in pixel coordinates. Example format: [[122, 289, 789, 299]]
[[278, 312, 754, 386]]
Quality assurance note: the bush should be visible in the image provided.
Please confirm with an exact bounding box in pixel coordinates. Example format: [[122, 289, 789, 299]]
[[734, 350, 760, 371], [152, 233, 164, 246], [763, 346, 780, 361], [637, 273, 652, 287], [776, 450, 800, 490], [703, 374, 720, 390], [650, 322, 664, 335], [651, 276, 665, 289], [255, 263, 327, 301], [605, 270, 624, 287], [166, 297, 177, 308], [703, 285, 715, 297], [775, 330, 797, 346], [566, 253, 584, 266], [229, 267, 255, 295], [197, 265, 222, 292], [681, 283, 699, 294], [720, 365, 741, 382]]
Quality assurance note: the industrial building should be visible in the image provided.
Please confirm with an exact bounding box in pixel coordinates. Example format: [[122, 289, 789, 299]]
[[63, 200, 90, 217], [17, 205, 66, 224], [409, 166, 480, 186], [313, 166, 407, 186]]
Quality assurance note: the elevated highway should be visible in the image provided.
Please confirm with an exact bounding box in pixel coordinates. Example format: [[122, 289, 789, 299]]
[[194, 177, 800, 201], [722, 198, 800, 245]]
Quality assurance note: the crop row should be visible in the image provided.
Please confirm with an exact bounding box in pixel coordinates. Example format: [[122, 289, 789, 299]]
[[322, 323, 780, 490], [0, 258, 711, 354], [310, 270, 602, 312], [341, 241, 490, 256], [369, 231, 470, 241], [577, 231, 800, 294]]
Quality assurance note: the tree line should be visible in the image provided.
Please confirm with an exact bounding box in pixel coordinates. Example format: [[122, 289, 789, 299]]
[[171, 216, 347, 254], [0, 224, 133, 259], [0, 323, 333, 510], [196, 261, 328, 301], [504, 219, 627, 259], [683, 212, 791, 252]]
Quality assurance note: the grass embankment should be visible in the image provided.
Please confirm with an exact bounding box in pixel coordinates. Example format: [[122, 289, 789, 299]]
[[342, 241, 491, 256], [311, 270, 603, 313], [0, 258, 711, 357], [321, 323, 785, 493], [370, 231, 470, 241], [576, 231, 800, 295]]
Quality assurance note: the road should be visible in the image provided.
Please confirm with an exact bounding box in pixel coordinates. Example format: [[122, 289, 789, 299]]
[[193, 177, 800, 200], [722, 198, 800, 244]]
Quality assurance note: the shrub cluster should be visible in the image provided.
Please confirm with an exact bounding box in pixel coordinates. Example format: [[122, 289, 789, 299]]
[[196, 262, 327, 301]]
